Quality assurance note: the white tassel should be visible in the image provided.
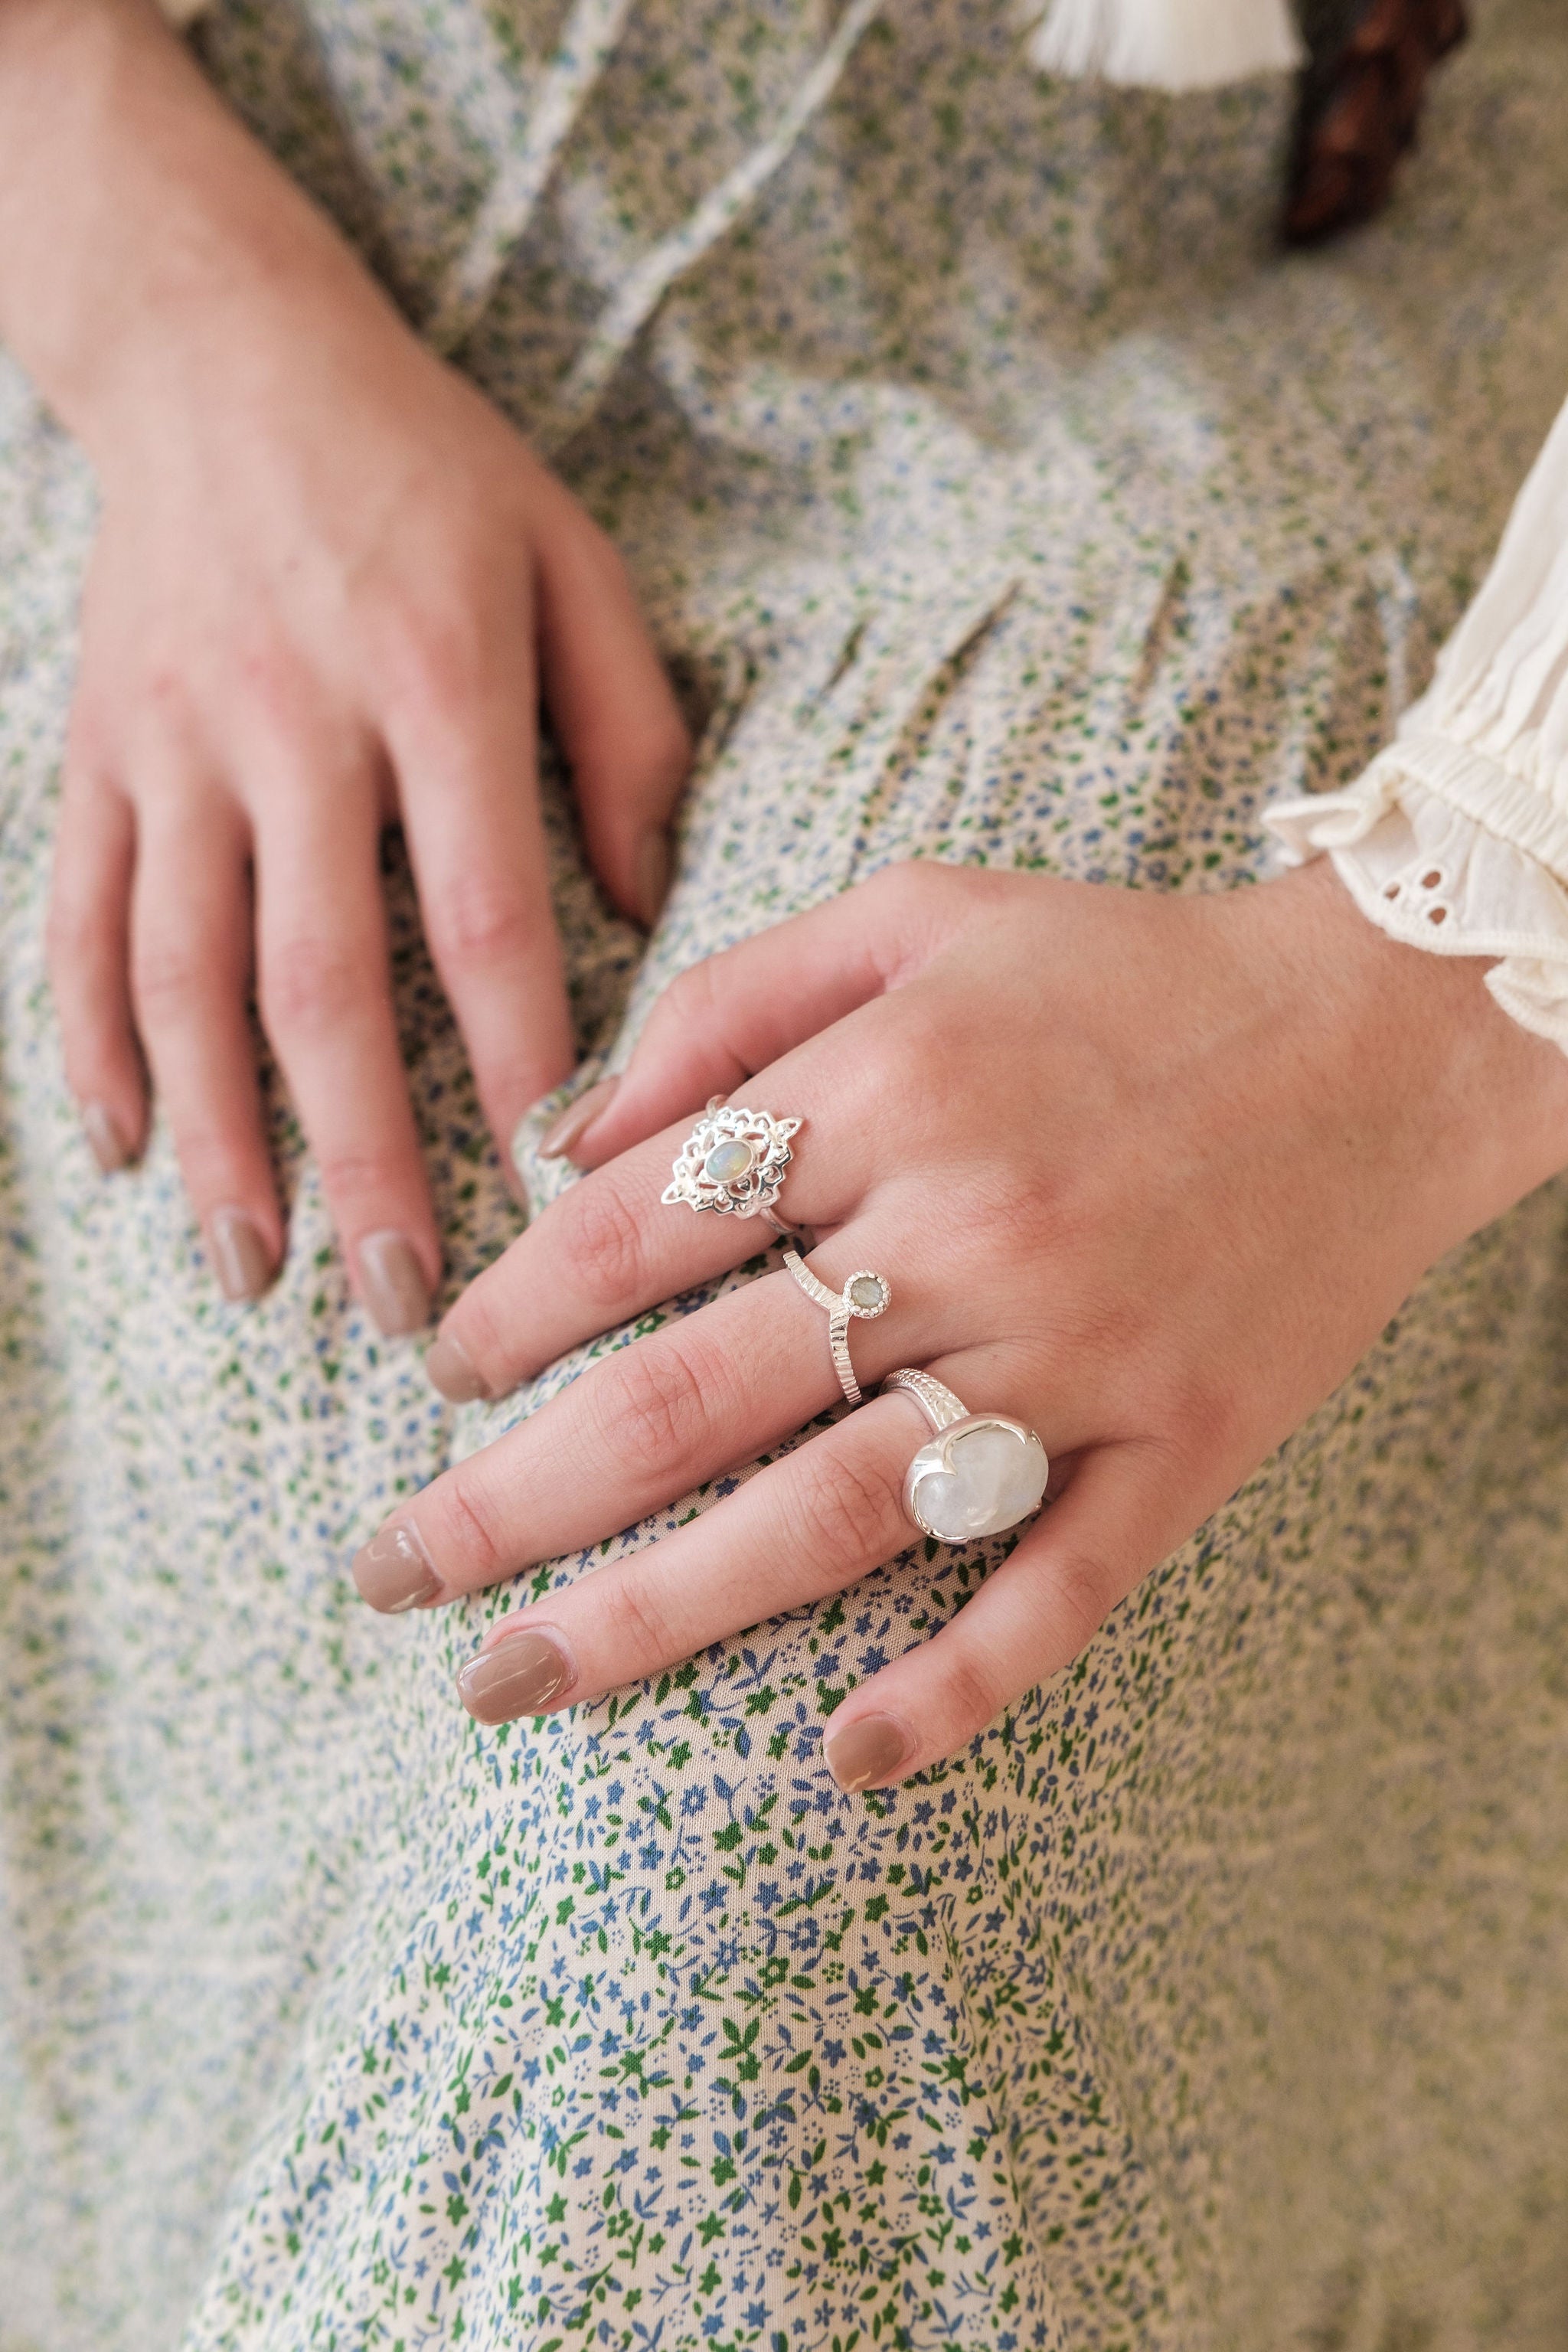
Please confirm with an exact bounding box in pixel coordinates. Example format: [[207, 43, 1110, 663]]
[[1022, 0, 1305, 91]]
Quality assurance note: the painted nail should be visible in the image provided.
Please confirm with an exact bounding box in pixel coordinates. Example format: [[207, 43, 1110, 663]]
[[82, 1100, 132, 1174], [352, 1518, 442, 1613], [358, 1230, 432, 1337], [457, 1626, 573, 1724], [633, 828, 673, 929], [538, 1075, 619, 1162], [208, 1207, 275, 1303], [825, 1713, 910, 1792], [426, 1328, 490, 1403]]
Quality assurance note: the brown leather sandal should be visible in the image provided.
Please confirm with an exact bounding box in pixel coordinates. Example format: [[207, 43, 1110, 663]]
[[1284, 0, 1468, 244]]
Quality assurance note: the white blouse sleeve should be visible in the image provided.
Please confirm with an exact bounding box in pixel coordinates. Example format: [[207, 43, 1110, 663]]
[[1267, 391, 1568, 1051]]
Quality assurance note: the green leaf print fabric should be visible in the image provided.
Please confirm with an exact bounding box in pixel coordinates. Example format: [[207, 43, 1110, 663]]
[[3, 2, 1568, 2347]]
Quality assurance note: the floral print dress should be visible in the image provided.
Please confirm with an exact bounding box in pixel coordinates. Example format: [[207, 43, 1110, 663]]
[[3, 2, 1568, 2348]]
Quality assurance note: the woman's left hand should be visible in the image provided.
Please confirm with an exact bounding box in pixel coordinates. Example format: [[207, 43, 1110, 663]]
[[353, 858, 1568, 1788]]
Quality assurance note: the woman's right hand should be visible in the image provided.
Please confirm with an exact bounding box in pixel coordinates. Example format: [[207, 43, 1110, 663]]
[[2, 0, 691, 1329]]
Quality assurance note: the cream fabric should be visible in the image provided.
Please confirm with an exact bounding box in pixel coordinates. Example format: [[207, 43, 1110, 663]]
[[1269, 393, 1568, 1049], [1021, 0, 1305, 87]]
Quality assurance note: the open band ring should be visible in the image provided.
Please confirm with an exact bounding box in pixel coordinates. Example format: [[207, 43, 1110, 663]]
[[782, 1246, 891, 1406], [662, 1096, 803, 1236], [883, 1368, 1050, 1543]]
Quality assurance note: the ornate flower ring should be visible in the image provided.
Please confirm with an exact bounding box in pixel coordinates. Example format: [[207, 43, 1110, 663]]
[[782, 1246, 891, 1406], [662, 1097, 803, 1233], [883, 1368, 1049, 1543]]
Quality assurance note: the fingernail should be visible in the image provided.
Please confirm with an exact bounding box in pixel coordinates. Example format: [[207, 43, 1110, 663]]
[[426, 1328, 490, 1403], [457, 1625, 573, 1724], [825, 1713, 910, 1792], [207, 1206, 275, 1302], [538, 1075, 619, 1162], [352, 1517, 442, 1613], [82, 1100, 132, 1174], [633, 828, 673, 929], [358, 1230, 432, 1337]]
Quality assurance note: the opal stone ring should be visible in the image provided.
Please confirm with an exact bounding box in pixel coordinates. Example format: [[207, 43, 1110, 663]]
[[662, 1097, 802, 1233], [883, 1368, 1050, 1543], [782, 1246, 891, 1406]]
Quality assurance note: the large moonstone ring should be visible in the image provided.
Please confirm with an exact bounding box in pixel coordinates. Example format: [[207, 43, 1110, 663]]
[[662, 1098, 802, 1232], [883, 1368, 1049, 1544]]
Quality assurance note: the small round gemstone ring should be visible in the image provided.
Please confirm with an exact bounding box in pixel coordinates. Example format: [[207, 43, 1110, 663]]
[[883, 1368, 1049, 1543], [782, 1246, 891, 1406], [662, 1098, 803, 1233]]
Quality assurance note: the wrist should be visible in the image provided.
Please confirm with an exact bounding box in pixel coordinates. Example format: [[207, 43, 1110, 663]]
[[0, 0, 394, 462], [1244, 859, 1568, 1255]]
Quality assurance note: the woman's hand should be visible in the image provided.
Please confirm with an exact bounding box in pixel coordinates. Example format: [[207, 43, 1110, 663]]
[[352, 859, 1568, 1785], [2, 0, 688, 1325]]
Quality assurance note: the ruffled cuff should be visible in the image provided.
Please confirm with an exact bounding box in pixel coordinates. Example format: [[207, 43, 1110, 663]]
[[1266, 759, 1568, 1054]]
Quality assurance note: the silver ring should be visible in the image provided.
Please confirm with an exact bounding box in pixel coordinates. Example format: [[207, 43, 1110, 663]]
[[883, 1368, 1049, 1543], [782, 1247, 890, 1406], [662, 1096, 802, 1234]]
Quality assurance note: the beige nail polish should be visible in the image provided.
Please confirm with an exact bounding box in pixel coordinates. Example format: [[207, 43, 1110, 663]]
[[426, 1328, 489, 1403], [82, 1100, 132, 1175], [538, 1075, 620, 1162], [824, 1713, 910, 1792], [457, 1626, 573, 1724], [359, 1230, 432, 1337], [208, 1207, 275, 1303], [352, 1518, 442, 1613], [633, 829, 674, 929]]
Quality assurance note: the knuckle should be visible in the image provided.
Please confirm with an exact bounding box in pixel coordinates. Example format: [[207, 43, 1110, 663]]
[[131, 934, 211, 1021], [1042, 1550, 1113, 1660], [552, 1171, 652, 1315], [785, 1439, 905, 1570], [386, 613, 485, 727], [597, 1567, 682, 1666], [315, 1148, 402, 1207], [938, 1643, 1010, 1743], [428, 1467, 510, 1589], [428, 874, 536, 978], [260, 935, 367, 1040], [593, 1336, 714, 1478], [46, 894, 101, 978]]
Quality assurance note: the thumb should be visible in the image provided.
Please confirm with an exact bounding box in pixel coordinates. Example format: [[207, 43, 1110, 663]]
[[571, 861, 965, 1167]]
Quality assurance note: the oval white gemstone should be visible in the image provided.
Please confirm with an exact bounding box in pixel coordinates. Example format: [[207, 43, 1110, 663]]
[[849, 1276, 886, 1312], [704, 1138, 756, 1184], [913, 1423, 1048, 1542]]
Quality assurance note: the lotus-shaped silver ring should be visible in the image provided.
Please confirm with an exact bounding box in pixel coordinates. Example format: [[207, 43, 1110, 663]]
[[662, 1098, 802, 1229]]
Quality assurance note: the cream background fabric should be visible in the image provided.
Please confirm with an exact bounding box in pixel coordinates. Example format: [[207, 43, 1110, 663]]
[[5, 3, 1568, 2349]]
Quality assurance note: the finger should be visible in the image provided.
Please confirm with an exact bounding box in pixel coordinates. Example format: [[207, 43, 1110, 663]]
[[364, 1223, 1031, 1607], [47, 764, 145, 1171], [821, 1442, 1184, 1790], [253, 764, 439, 1335], [534, 500, 691, 933], [446, 1393, 929, 1719], [570, 863, 978, 1170], [426, 998, 917, 1403], [128, 784, 282, 1298], [387, 657, 575, 1158]]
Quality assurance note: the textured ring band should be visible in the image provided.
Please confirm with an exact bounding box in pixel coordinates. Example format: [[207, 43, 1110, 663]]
[[883, 1367, 1050, 1543], [782, 1247, 891, 1406]]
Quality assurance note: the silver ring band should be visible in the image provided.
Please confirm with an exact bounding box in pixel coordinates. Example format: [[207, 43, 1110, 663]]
[[882, 1367, 1050, 1543], [782, 1248, 891, 1406]]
